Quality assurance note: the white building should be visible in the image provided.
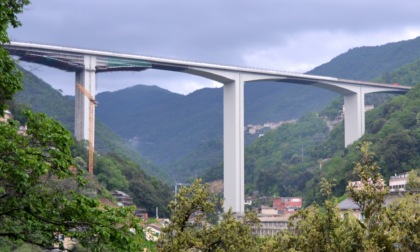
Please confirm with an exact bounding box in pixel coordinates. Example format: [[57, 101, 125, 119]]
[[389, 172, 409, 192]]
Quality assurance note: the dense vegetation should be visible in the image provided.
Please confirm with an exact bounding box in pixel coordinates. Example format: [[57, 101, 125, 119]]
[[244, 113, 329, 196], [158, 179, 260, 251], [1, 2, 150, 250], [93, 152, 173, 217], [1, 111, 149, 251]]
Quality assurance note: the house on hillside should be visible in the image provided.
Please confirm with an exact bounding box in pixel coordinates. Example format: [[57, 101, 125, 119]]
[[112, 190, 133, 206], [337, 197, 364, 220], [239, 206, 291, 237], [272, 197, 302, 213], [134, 208, 148, 222], [389, 172, 409, 192], [255, 214, 290, 237]]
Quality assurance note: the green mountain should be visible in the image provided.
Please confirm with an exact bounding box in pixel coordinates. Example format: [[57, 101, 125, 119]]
[[96, 36, 420, 181]]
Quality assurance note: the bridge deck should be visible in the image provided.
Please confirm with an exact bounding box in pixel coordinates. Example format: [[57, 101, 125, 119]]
[[4, 41, 411, 92]]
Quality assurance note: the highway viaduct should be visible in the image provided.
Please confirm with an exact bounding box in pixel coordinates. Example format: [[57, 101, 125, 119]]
[[4, 42, 411, 213]]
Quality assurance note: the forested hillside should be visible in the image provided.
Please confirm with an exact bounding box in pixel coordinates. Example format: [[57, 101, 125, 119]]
[[202, 58, 420, 205]]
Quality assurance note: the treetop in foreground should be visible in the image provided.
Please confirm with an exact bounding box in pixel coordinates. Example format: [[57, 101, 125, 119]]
[[0, 112, 149, 251]]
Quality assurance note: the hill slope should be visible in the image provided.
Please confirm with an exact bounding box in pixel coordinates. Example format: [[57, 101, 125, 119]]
[[309, 36, 420, 80]]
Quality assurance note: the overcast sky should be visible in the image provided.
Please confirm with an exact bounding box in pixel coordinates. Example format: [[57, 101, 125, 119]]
[[8, 0, 420, 95]]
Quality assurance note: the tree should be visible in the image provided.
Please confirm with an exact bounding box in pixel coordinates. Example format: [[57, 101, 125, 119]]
[[348, 142, 387, 223], [0, 2, 149, 250], [406, 169, 420, 192], [157, 179, 259, 252], [0, 0, 29, 115], [0, 112, 148, 251]]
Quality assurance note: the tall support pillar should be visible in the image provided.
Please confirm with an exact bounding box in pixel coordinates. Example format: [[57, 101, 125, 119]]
[[343, 89, 365, 147], [75, 55, 96, 145], [223, 74, 245, 213]]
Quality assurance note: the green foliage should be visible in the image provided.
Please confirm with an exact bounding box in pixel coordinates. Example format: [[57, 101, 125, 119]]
[[406, 169, 420, 191], [95, 156, 130, 191], [171, 139, 223, 182], [101, 153, 173, 217], [0, 5, 150, 249], [319, 97, 343, 120], [0, 112, 148, 250], [158, 179, 259, 252], [376, 58, 420, 87], [0, 0, 29, 115], [348, 142, 387, 223], [70, 139, 172, 217], [244, 113, 329, 196], [378, 193, 420, 251], [14, 66, 75, 132]]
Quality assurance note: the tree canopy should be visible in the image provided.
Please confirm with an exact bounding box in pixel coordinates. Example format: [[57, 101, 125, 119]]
[[0, 0, 29, 115], [158, 179, 259, 252], [0, 1, 149, 250], [0, 111, 149, 251]]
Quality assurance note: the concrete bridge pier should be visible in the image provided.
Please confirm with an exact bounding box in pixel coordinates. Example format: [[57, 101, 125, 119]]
[[223, 74, 245, 213], [75, 55, 96, 146], [343, 89, 365, 147]]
